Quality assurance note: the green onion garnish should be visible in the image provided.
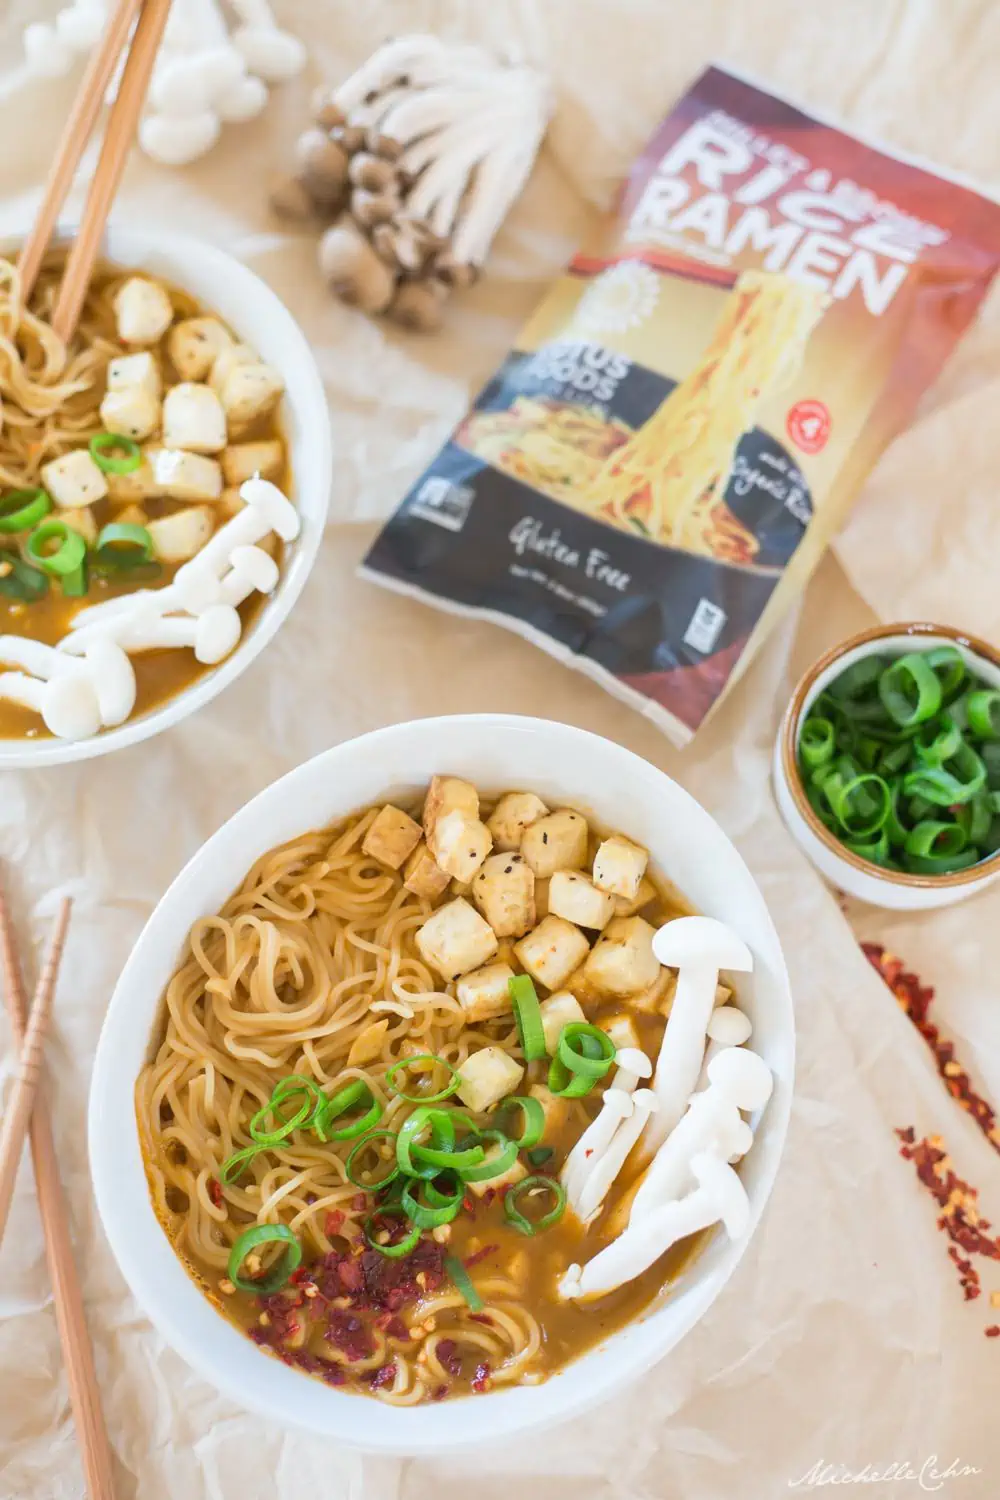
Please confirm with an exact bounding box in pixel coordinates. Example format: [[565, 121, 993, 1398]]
[[459, 1130, 519, 1183], [249, 1076, 323, 1145], [401, 1174, 464, 1228], [219, 1143, 261, 1185], [364, 1205, 422, 1258], [90, 432, 142, 474], [504, 1174, 567, 1236], [525, 1145, 554, 1168], [227, 1222, 301, 1294], [798, 646, 1000, 876], [60, 559, 89, 598], [445, 1254, 484, 1312], [508, 974, 546, 1061], [492, 1094, 545, 1149], [547, 1054, 595, 1098], [396, 1106, 484, 1177], [557, 1022, 616, 1081], [0, 488, 50, 534], [25, 520, 86, 578], [345, 1129, 399, 1190], [314, 1079, 381, 1141], [385, 1053, 462, 1103], [0, 555, 48, 601], [94, 522, 153, 570]]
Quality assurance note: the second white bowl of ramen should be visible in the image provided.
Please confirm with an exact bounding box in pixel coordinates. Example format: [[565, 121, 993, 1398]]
[[89, 715, 794, 1451]]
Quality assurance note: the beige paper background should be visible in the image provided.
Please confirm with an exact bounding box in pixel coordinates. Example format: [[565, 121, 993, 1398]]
[[1, 2, 998, 1496]]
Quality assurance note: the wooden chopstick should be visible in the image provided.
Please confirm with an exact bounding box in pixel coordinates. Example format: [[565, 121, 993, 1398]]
[[0, 898, 71, 1243], [18, 0, 146, 303], [0, 879, 116, 1500], [51, 0, 174, 343]]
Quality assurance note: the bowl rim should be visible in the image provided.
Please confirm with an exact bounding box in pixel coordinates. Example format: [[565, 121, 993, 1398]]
[[779, 620, 1000, 890], [0, 223, 331, 769], [88, 713, 795, 1450]]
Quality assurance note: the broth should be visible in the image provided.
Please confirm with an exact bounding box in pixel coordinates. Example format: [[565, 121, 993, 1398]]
[[0, 254, 290, 739], [137, 787, 724, 1402]]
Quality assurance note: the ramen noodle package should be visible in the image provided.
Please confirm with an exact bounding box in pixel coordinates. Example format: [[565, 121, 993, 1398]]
[[363, 66, 1000, 743]]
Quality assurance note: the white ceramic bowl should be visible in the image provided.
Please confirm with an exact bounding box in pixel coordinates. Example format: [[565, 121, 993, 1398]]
[[89, 715, 794, 1452], [0, 225, 331, 769], [773, 623, 1000, 910]]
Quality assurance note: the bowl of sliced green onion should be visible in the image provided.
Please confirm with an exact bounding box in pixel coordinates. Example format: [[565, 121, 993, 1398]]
[[773, 624, 1000, 910]]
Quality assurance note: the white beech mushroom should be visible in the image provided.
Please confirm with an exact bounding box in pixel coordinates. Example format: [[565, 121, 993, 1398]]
[[318, 222, 396, 313]]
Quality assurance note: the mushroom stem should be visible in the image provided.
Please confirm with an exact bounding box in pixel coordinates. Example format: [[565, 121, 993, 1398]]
[[576, 1089, 658, 1225], [450, 137, 538, 266], [331, 35, 447, 114]]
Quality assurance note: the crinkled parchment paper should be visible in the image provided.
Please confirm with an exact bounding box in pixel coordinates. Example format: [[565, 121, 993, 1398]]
[[1, 3, 999, 1497]]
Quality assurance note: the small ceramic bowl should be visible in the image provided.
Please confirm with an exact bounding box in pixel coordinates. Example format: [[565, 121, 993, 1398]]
[[773, 623, 1000, 911]]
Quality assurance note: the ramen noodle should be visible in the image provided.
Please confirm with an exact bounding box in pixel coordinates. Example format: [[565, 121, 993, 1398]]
[[363, 66, 1000, 745]]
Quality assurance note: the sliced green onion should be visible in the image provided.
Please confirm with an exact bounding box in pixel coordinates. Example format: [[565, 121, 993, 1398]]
[[525, 1145, 554, 1168], [492, 1094, 545, 1149], [914, 714, 963, 766], [799, 716, 835, 770], [967, 690, 1000, 740], [60, 560, 89, 597], [0, 555, 48, 600], [905, 848, 981, 875], [903, 742, 986, 806], [878, 653, 942, 727], [504, 1174, 567, 1236], [250, 1078, 323, 1145], [826, 773, 890, 838], [397, 1106, 482, 1176], [401, 1175, 463, 1228], [957, 793, 992, 846], [228, 1222, 301, 1294], [445, 1254, 483, 1312], [557, 1022, 617, 1080], [345, 1129, 399, 1190], [94, 522, 153, 569], [509, 974, 546, 1061], [315, 1079, 381, 1141], [905, 821, 966, 859], [385, 1053, 462, 1103], [364, 1206, 422, 1258], [829, 655, 888, 700], [90, 432, 142, 474], [410, 1136, 487, 1174], [0, 487, 50, 533], [844, 830, 891, 865], [25, 520, 86, 578], [547, 1054, 594, 1099], [924, 644, 967, 702], [983, 743, 1000, 790], [459, 1130, 519, 1183], [423, 1169, 464, 1208], [219, 1143, 261, 1185]]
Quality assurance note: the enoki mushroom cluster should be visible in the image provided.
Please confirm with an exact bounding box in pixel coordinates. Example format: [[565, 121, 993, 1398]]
[[270, 35, 552, 332]]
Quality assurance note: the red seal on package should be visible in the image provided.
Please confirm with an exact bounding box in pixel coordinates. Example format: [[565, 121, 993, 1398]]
[[786, 399, 831, 454]]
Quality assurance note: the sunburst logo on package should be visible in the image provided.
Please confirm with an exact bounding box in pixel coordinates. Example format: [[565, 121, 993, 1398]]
[[363, 66, 1000, 744]]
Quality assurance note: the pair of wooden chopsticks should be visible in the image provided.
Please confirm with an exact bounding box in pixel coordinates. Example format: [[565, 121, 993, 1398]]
[[19, 0, 173, 341], [0, 886, 115, 1500]]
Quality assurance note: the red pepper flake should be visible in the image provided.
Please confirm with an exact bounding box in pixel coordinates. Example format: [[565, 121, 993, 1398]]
[[462, 1195, 475, 1215], [325, 1209, 345, 1237], [436, 1338, 462, 1376], [351, 1193, 368, 1212], [471, 1359, 492, 1393], [369, 1361, 397, 1390], [207, 1178, 223, 1207], [986, 1326, 1000, 1338], [464, 1243, 498, 1269], [469, 1313, 492, 1324], [431, 1384, 449, 1401]]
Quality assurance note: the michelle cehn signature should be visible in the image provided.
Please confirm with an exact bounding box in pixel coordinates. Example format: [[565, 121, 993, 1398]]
[[788, 1457, 982, 1492]]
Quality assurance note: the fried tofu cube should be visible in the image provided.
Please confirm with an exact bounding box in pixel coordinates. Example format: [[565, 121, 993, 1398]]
[[403, 842, 451, 901], [147, 505, 215, 563], [456, 961, 515, 1023], [487, 791, 549, 852], [41, 449, 108, 508], [602, 1012, 641, 1052], [99, 386, 160, 442], [432, 810, 492, 883], [538, 990, 586, 1055], [632, 966, 675, 1014], [114, 276, 173, 345], [548, 870, 615, 931], [528, 1083, 571, 1134], [583, 915, 660, 998], [415, 897, 498, 981], [163, 383, 228, 454], [221, 439, 284, 487], [209, 343, 258, 395], [168, 316, 233, 381], [614, 876, 657, 918], [423, 776, 479, 845], [521, 809, 589, 878], [106, 455, 156, 505], [361, 804, 422, 870], [456, 1046, 523, 1113], [466, 1149, 527, 1197], [514, 915, 590, 992], [108, 350, 161, 398], [60, 506, 97, 545], [593, 835, 649, 901], [219, 362, 284, 425], [472, 852, 535, 938], [150, 448, 222, 502]]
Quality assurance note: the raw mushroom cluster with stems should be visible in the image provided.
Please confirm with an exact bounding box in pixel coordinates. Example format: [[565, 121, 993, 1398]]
[[270, 34, 552, 332], [22, 0, 305, 167]]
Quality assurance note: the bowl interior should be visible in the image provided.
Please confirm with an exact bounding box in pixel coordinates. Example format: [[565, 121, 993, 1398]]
[[0, 224, 331, 769], [787, 626, 1000, 887], [89, 715, 794, 1452]]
